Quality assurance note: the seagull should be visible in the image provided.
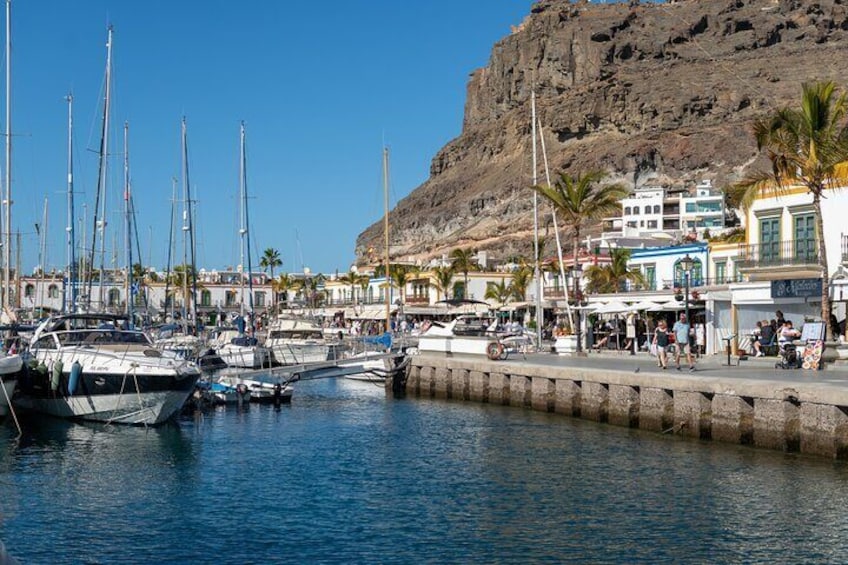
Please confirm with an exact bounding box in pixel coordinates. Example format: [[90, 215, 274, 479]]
[[634, 366, 640, 373]]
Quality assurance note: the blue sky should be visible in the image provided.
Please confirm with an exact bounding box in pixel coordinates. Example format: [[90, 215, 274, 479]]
[[10, 0, 533, 277]]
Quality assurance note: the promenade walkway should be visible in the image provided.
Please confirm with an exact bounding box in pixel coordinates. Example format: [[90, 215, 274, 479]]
[[508, 349, 848, 388]]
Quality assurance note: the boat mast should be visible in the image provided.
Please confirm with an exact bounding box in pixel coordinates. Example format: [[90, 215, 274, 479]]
[[182, 119, 198, 334], [382, 146, 390, 333], [124, 121, 133, 326], [87, 26, 113, 310], [180, 118, 189, 329], [163, 177, 176, 323], [531, 90, 543, 348], [2, 0, 11, 313], [240, 121, 255, 334], [65, 94, 76, 313], [35, 197, 47, 318]]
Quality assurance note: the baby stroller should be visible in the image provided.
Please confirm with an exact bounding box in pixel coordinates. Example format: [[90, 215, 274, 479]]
[[775, 342, 802, 369]]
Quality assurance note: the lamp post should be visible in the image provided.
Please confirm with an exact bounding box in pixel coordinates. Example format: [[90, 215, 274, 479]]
[[573, 263, 583, 354], [679, 254, 694, 347]]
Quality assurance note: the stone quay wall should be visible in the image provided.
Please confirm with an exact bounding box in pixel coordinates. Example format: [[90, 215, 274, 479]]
[[404, 355, 848, 460]]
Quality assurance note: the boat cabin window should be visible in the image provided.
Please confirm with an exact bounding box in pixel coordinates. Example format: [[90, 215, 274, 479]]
[[33, 335, 57, 350]]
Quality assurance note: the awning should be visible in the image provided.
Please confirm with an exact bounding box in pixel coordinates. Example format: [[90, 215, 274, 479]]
[[648, 299, 686, 311], [594, 301, 630, 314]]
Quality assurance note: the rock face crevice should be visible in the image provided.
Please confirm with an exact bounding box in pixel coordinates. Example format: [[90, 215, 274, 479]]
[[356, 0, 848, 265]]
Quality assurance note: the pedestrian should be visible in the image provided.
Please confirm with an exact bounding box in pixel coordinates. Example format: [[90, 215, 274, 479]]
[[653, 319, 670, 370], [672, 312, 695, 371], [775, 310, 785, 328]]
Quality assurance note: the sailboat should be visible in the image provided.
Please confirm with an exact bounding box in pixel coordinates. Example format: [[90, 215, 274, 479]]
[[14, 27, 201, 426], [0, 0, 24, 420], [212, 122, 271, 369]]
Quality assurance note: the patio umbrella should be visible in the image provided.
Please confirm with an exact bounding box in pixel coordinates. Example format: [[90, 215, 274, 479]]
[[593, 301, 630, 314], [647, 299, 686, 311], [630, 299, 662, 312]]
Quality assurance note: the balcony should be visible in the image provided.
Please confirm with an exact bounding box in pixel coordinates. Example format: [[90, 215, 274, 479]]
[[736, 240, 820, 279], [405, 294, 431, 305]]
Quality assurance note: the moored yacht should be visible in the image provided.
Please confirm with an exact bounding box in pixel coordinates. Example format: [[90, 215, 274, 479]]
[[210, 328, 272, 369], [0, 353, 22, 419], [265, 316, 336, 365], [16, 313, 201, 425]]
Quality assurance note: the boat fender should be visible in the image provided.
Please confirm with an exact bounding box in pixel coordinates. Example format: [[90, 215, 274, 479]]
[[51, 360, 64, 392], [486, 342, 504, 361], [68, 361, 82, 396]]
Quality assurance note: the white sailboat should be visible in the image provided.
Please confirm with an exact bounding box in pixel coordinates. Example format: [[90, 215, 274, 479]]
[[0, 0, 23, 420], [14, 27, 200, 426], [214, 122, 271, 369]]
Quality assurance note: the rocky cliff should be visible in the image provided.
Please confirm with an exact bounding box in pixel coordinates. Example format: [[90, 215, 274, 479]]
[[355, 0, 848, 265]]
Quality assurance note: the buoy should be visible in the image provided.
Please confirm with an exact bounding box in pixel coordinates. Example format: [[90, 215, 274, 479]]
[[68, 361, 82, 396], [51, 360, 64, 392], [486, 342, 504, 361]]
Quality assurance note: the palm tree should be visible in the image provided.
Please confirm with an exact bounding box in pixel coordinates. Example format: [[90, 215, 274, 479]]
[[272, 273, 295, 308], [510, 264, 533, 302], [389, 265, 410, 305], [532, 170, 628, 289], [729, 81, 848, 339], [431, 266, 454, 301], [337, 270, 365, 305], [449, 248, 478, 299], [165, 264, 202, 314], [485, 278, 512, 308], [584, 248, 645, 294], [260, 248, 282, 309]]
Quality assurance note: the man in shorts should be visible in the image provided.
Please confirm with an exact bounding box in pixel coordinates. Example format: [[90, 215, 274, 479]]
[[672, 312, 695, 371]]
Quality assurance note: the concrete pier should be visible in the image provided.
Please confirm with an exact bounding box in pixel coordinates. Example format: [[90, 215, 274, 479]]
[[406, 354, 848, 460]]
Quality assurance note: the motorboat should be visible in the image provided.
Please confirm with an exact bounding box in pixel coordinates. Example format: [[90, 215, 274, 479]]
[[416, 315, 533, 359], [210, 328, 272, 369], [216, 371, 293, 404], [264, 316, 336, 365], [16, 313, 201, 425], [151, 324, 227, 371]]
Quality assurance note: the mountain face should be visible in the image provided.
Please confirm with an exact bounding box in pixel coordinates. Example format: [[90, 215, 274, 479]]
[[355, 0, 848, 266]]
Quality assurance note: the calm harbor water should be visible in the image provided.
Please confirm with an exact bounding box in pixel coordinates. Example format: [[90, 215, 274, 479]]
[[2, 377, 848, 564]]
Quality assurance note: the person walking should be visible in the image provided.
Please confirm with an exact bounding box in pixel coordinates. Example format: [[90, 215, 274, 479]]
[[672, 312, 695, 371], [653, 319, 670, 370]]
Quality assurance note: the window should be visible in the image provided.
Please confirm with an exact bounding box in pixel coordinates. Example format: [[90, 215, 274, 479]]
[[715, 261, 726, 284], [633, 206, 640, 215], [674, 257, 703, 287], [48, 285, 59, 299], [644, 265, 656, 290], [653, 205, 660, 214], [640, 220, 644, 227], [624, 206, 631, 215], [108, 288, 120, 307], [24, 284, 34, 298], [794, 213, 816, 261], [759, 217, 781, 264], [255, 292, 266, 307], [225, 291, 237, 307], [201, 290, 211, 307], [647, 220, 657, 229]]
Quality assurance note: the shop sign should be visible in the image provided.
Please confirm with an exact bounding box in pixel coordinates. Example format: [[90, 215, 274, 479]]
[[770, 278, 822, 299]]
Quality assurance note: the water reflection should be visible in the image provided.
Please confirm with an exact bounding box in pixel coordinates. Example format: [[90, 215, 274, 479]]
[[3, 380, 848, 563]]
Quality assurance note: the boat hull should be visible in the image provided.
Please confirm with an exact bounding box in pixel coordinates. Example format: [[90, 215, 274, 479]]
[[0, 355, 23, 418], [268, 342, 331, 365], [217, 345, 272, 369], [14, 388, 196, 425]]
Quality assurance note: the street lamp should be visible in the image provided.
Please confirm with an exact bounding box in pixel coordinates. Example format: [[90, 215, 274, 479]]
[[679, 254, 694, 345], [573, 263, 583, 354]]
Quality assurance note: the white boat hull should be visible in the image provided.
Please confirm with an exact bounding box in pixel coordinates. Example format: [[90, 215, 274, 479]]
[[0, 355, 23, 418], [14, 389, 193, 425], [268, 342, 330, 365], [217, 344, 271, 369]]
